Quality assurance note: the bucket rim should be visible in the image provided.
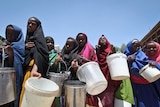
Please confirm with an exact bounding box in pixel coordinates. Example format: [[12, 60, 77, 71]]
[[64, 80, 86, 87], [139, 64, 150, 74], [25, 77, 59, 96], [77, 61, 98, 71], [87, 81, 107, 95], [106, 53, 127, 60], [0, 67, 15, 73]]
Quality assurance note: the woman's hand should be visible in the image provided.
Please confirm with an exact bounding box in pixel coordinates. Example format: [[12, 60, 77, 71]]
[[148, 61, 156, 67], [128, 55, 136, 64], [25, 42, 35, 48], [71, 59, 79, 71], [31, 64, 41, 78]]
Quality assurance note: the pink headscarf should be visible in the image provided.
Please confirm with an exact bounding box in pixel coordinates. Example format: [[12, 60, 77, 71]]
[[77, 33, 98, 62], [146, 41, 160, 63]]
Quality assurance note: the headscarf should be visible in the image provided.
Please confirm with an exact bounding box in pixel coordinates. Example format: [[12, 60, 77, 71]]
[[61, 37, 79, 69], [24, 17, 49, 77], [61, 37, 79, 80], [97, 35, 112, 80], [6, 25, 25, 66], [76, 33, 98, 62], [45, 36, 60, 72], [96, 35, 122, 107], [145, 41, 160, 63]]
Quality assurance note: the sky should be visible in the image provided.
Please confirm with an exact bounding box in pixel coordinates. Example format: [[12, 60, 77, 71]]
[[0, 0, 160, 49]]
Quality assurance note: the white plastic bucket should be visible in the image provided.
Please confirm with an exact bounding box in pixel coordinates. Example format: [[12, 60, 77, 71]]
[[106, 53, 130, 80], [114, 98, 132, 107], [77, 62, 108, 95], [139, 64, 160, 83], [21, 77, 59, 107]]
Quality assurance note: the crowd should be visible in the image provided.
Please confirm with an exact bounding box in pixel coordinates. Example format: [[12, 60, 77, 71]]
[[0, 17, 160, 107]]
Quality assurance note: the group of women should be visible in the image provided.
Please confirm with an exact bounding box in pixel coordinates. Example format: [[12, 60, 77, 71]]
[[0, 16, 160, 107]]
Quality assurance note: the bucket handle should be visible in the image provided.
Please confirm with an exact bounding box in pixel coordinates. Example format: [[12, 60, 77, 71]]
[[46, 59, 71, 76]]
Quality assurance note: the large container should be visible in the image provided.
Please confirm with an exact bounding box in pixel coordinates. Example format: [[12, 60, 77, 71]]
[[48, 72, 69, 97], [64, 80, 86, 107], [139, 64, 160, 83], [21, 77, 59, 107], [106, 53, 130, 80], [77, 62, 107, 95], [0, 67, 16, 105], [114, 98, 132, 107]]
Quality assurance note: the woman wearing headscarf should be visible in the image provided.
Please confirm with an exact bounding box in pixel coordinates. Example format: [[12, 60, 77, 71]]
[[145, 41, 160, 63], [5, 24, 25, 107], [145, 40, 160, 96], [45, 36, 62, 107], [45, 36, 61, 73], [124, 39, 160, 107], [61, 37, 79, 80], [95, 35, 122, 107], [76, 33, 98, 107], [19, 17, 49, 106]]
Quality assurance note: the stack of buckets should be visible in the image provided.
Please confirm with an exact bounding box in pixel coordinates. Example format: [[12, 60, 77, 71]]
[[106, 53, 131, 107], [21, 77, 59, 107]]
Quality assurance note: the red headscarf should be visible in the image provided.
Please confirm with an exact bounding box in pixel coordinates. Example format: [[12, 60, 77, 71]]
[[96, 35, 121, 107], [97, 35, 112, 80]]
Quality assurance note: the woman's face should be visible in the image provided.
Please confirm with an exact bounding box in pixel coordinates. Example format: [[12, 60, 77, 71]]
[[99, 36, 107, 46], [27, 18, 38, 33], [6, 26, 15, 42], [65, 38, 75, 53], [46, 38, 54, 51], [76, 34, 86, 47], [132, 41, 140, 52], [146, 42, 157, 55]]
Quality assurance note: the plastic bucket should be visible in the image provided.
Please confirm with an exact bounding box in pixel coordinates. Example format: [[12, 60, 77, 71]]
[[48, 72, 69, 97], [106, 53, 130, 80], [114, 98, 132, 107], [21, 77, 59, 107], [64, 80, 86, 107], [139, 64, 160, 82], [77, 62, 108, 95], [0, 67, 16, 105]]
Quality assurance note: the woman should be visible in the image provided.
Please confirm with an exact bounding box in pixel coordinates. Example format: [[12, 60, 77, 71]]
[[45, 36, 62, 107], [5, 24, 25, 107], [61, 37, 79, 80], [95, 35, 122, 107], [145, 40, 160, 96], [76, 33, 98, 107], [59, 37, 80, 107], [45, 36, 61, 73], [19, 17, 49, 106], [124, 39, 160, 107]]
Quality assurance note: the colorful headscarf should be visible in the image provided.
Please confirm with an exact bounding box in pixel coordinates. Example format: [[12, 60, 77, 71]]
[[146, 41, 160, 63], [76, 33, 98, 62]]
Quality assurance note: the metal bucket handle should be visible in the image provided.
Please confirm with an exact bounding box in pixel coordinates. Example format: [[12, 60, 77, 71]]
[[46, 59, 71, 76]]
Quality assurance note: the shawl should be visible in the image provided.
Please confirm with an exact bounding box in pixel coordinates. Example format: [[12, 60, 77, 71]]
[[8, 25, 25, 70], [96, 35, 112, 80], [24, 17, 49, 77], [61, 37, 79, 80], [76, 33, 98, 62], [96, 35, 122, 107]]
